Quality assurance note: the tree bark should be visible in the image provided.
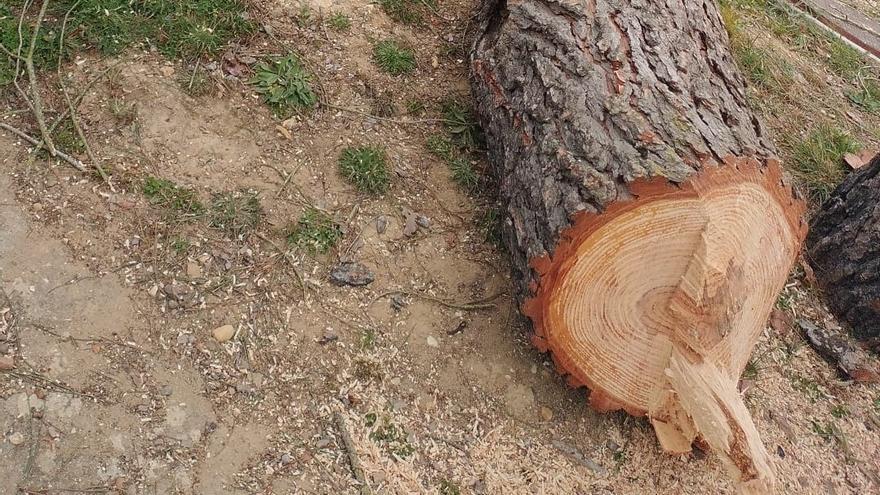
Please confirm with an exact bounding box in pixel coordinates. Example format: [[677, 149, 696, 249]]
[[807, 154, 880, 346], [470, 0, 808, 492]]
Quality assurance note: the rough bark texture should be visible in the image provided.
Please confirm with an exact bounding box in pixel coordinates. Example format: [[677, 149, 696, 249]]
[[470, 0, 777, 298], [807, 154, 880, 343]]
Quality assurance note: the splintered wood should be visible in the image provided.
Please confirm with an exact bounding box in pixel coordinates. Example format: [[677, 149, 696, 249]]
[[523, 161, 806, 494]]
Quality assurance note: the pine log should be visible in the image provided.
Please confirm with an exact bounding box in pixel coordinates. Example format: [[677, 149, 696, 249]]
[[807, 153, 880, 346], [470, 0, 808, 491]]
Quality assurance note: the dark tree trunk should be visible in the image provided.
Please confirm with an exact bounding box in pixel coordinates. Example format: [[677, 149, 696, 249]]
[[469, 1, 808, 491], [470, 0, 777, 299], [807, 154, 880, 345]]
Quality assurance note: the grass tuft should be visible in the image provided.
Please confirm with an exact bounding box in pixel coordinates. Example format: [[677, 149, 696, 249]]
[[327, 12, 351, 31], [827, 39, 863, 79], [339, 146, 391, 194], [1, 0, 254, 87], [208, 191, 263, 236], [142, 176, 204, 216], [378, 0, 423, 25], [287, 207, 342, 254], [789, 126, 860, 202], [373, 39, 415, 76], [252, 54, 317, 116]]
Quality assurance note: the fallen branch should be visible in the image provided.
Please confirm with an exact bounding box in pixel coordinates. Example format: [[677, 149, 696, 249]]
[[334, 412, 370, 495], [0, 122, 86, 172], [25, 0, 57, 156], [371, 289, 502, 311], [57, 0, 110, 185]]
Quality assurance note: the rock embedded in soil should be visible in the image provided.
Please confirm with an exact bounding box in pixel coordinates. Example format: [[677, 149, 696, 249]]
[[376, 215, 387, 234], [8, 432, 24, 445], [426, 335, 439, 348], [403, 213, 419, 237], [329, 262, 375, 287], [212, 324, 236, 343], [0, 355, 14, 370], [416, 215, 431, 228]]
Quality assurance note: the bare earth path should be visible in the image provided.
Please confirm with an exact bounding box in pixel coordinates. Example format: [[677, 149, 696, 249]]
[[1, 1, 879, 494]]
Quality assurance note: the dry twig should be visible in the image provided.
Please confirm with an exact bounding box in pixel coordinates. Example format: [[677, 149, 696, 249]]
[[334, 412, 371, 495]]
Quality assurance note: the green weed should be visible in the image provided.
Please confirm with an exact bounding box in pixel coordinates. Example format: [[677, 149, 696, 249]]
[[327, 12, 351, 31], [373, 39, 415, 76], [339, 146, 390, 194], [252, 54, 317, 116], [287, 207, 342, 254], [848, 78, 880, 113], [368, 416, 415, 458], [441, 99, 482, 150], [170, 237, 190, 254]]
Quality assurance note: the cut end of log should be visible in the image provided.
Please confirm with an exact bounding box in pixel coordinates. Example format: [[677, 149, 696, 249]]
[[523, 159, 805, 492], [524, 158, 805, 414]]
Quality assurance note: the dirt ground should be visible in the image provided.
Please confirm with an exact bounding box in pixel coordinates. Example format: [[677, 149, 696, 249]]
[[1, 1, 880, 494]]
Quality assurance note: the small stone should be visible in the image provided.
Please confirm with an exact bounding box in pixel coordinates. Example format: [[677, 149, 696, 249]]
[[160, 65, 175, 77], [403, 213, 419, 237], [540, 406, 553, 421], [186, 260, 202, 279], [163, 283, 192, 301], [235, 381, 257, 395], [8, 432, 24, 445], [329, 262, 375, 287], [777, 445, 786, 458], [431, 55, 439, 68], [376, 215, 388, 234], [318, 332, 338, 345], [426, 335, 439, 348], [0, 355, 14, 370], [212, 324, 236, 342], [159, 385, 173, 397], [148, 285, 159, 298], [391, 294, 407, 311], [416, 215, 430, 228], [280, 453, 292, 465]]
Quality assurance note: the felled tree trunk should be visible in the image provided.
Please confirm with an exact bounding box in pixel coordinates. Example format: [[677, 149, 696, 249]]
[[807, 154, 880, 347], [470, 0, 807, 492]]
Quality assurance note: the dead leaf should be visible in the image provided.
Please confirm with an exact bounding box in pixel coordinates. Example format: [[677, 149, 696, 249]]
[[800, 258, 817, 287], [0, 355, 14, 370], [849, 368, 880, 383], [769, 308, 792, 335], [275, 125, 292, 141]]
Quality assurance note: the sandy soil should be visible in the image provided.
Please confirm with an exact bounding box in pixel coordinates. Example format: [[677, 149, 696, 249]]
[[1, 1, 879, 494]]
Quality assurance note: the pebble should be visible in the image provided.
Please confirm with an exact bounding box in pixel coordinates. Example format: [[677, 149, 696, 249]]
[[8, 432, 24, 445], [403, 212, 419, 237], [376, 215, 387, 234], [212, 324, 236, 342], [329, 262, 375, 287], [426, 335, 439, 348], [280, 453, 292, 465], [539, 406, 554, 421], [0, 355, 14, 370], [416, 215, 431, 228]]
